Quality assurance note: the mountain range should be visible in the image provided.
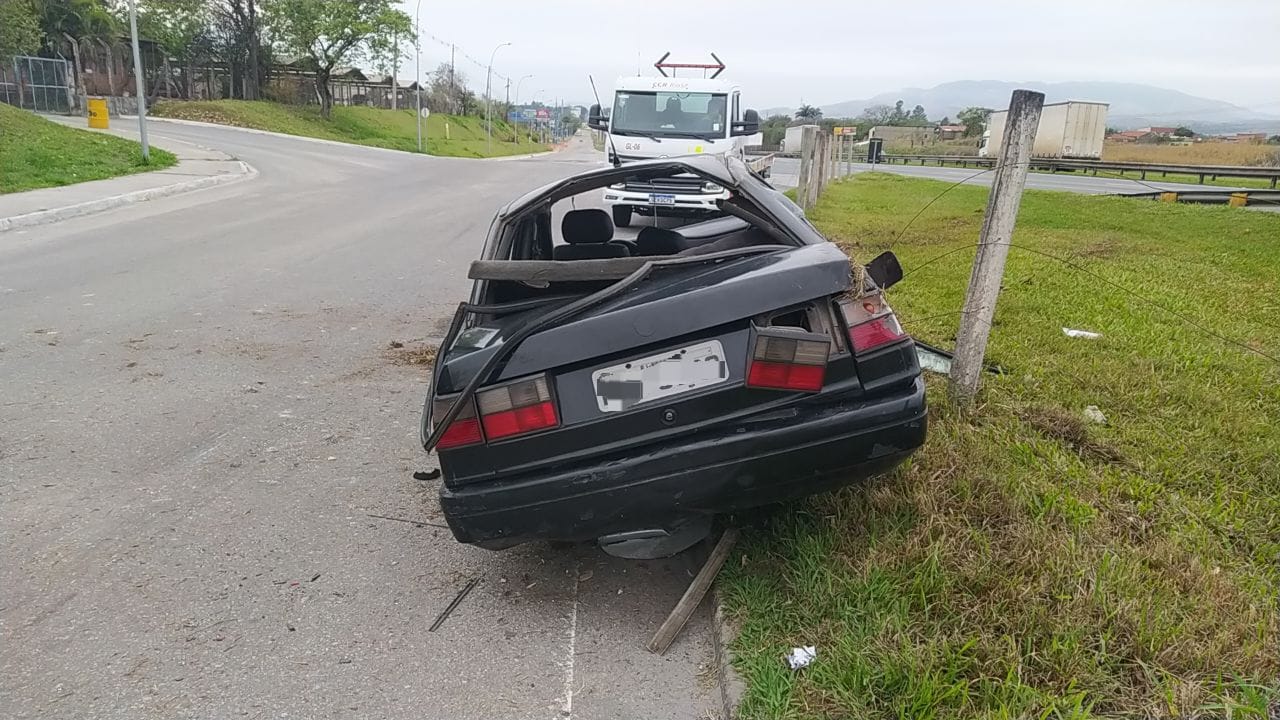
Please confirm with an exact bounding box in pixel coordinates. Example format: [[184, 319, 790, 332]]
[[764, 81, 1280, 133]]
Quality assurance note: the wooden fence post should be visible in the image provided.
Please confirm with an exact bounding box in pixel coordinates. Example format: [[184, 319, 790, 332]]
[[949, 89, 1045, 403], [797, 125, 818, 210]]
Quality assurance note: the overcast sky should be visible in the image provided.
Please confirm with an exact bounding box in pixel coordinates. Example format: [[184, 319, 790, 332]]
[[398, 0, 1280, 112]]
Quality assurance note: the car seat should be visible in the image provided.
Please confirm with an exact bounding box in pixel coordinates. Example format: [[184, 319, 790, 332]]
[[554, 209, 630, 260]]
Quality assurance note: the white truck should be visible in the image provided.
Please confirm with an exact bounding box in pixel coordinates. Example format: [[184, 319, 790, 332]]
[[979, 100, 1108, 159], [588, 55, 769, 227], [781, 124, 816, 154]]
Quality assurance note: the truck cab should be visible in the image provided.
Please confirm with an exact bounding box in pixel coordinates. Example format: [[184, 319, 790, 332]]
[[589, 73, 762, 227]]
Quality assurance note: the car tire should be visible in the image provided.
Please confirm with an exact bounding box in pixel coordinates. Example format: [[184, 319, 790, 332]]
[[612, 204, 632, 228]]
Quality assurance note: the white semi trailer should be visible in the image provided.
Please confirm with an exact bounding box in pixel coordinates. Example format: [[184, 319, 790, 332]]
[[979, 101, 1108, 159]]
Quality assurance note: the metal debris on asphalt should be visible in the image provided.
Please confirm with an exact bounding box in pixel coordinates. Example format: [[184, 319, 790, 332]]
[[365, 513, 449, 529], [429, 577, 481, 632], [412, 468, 442, 481]]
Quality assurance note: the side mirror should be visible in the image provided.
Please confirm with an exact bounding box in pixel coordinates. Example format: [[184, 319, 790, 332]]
[[588, 103, 608, 131], [731, 108, 760, 136]]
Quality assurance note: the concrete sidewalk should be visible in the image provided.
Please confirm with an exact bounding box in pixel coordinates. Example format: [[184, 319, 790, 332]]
[[0, 115, 255, 232]]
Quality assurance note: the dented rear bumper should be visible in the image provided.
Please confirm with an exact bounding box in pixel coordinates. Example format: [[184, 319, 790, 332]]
[[440, 377, 926, 547]]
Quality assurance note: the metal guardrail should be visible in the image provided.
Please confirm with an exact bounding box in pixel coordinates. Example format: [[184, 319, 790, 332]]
[[870, 154, 1280, 188], [1116, 189, 1280, 207]]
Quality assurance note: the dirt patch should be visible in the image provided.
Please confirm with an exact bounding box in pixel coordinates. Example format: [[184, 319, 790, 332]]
[[1020, 405, 1125, 465], [385, 342, 438, 367]]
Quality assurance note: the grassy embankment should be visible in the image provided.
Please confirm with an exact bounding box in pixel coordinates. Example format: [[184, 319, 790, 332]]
[[149, 100, 548, 158], [723, 173, 1280, 719], [0, 103, 176, 194]]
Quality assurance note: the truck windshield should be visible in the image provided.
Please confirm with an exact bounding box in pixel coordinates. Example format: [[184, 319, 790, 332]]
[[611, 91, 728, 140]]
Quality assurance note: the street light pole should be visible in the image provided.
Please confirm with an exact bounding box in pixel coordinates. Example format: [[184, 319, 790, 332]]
[[414, 0, 424, 153], [485, 41, 510, 155], [514, 74, 532, 143], [127, 0, 149, 161]]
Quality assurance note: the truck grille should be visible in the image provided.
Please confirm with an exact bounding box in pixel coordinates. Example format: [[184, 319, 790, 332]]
[[623, 177, 707, 194]]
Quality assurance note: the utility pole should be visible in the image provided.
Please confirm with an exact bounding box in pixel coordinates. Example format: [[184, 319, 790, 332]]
[[949, 89, 1045, 403], [514, 74, 532, 143], [484, 42, 510, 155], [390, 31, 398, 111], [449, 44, 455, 113], [127, 0, 149, 161], [413, 0, 424, 152]]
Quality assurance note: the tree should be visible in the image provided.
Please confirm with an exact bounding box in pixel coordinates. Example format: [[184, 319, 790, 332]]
[[956, 106, 993, 137], [32, 0, 117, 45], [1, 0, 42, 57], [761, 113, 789, 148], [1173, 126, 1195, 138], [940, 115, 951, 125], [795, 104, 822, 120], [560, 113, 581, 134], [908, 104, 928, 125], [140, 0, 216, 98], [265, 0, 410, 118], [889, 99, 907, 124], [1268, 135, 1280, 145], [212, 0, 268, 100], [858, 104, 893, 125]]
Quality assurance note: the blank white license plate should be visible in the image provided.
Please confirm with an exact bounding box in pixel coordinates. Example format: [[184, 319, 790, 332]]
[[650, 193, 676, 205], [592, 340, 729, 413]]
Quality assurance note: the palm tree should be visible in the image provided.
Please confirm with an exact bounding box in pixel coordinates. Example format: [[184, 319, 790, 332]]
[[795, 104, 823, 120]]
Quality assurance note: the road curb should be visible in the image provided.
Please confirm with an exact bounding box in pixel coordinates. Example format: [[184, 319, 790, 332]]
[[135, 116, 559, 161], [711, 587, 745, 719], [0, 160, 257, 233]]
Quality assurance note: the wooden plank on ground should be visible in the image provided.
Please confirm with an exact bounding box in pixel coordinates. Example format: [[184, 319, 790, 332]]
[[647, 528, 740, 655]]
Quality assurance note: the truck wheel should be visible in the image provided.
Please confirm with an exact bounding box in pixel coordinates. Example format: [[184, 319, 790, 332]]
[[612, 205, 633, 228]]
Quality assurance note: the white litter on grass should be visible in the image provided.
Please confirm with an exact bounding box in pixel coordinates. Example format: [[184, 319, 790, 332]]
[[786, 646, 817, 670], [1062, 327, 1102, 339], [1084, 406, 1107, 425]]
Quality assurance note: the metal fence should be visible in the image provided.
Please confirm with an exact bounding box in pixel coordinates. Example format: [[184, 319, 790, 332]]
[[0, 56, 73, 115]]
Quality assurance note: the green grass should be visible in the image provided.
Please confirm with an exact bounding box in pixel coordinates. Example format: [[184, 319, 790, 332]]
[[722, 173, 1280, 719], [149, 100, 549, 158], [0, 104, 176, 194]]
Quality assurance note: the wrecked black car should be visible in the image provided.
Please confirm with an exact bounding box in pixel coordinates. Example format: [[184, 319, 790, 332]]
[[421, 155, 925, 555]]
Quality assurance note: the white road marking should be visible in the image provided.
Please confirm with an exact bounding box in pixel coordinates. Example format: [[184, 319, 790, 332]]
[[558, 564, 580, 719]]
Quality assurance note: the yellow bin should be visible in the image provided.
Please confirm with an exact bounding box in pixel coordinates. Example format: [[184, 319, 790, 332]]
[[87, 98, 109, 129]]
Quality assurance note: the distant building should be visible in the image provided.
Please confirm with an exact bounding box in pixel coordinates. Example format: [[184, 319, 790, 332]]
[[1233, 132, 1268, 144], [1136, 126, 1177, 137], [1108, 130, 1148, 143], [868, 125, 938, 146], [938, 124, 967, 140]]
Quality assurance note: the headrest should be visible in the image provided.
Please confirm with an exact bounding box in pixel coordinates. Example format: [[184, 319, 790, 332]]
[[562, 209, 614, 245], [636, 226, 689, 256]]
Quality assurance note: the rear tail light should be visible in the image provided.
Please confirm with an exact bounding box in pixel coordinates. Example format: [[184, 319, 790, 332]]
[[746, 333, 830, 392], [839, 293, 906, 354], [476, 375, 559, 441], [432, 395, 484, 449]]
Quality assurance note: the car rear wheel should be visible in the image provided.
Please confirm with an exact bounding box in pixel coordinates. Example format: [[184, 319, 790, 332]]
[[612, 204, 633, 228]]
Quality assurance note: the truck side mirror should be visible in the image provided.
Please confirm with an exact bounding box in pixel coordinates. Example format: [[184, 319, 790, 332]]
[[588, 103, 608, 131], [731, 109, 760, 136]]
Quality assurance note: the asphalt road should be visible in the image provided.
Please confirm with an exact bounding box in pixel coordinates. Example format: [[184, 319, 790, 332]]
[[770, 156, 1255, 195], [1, 126, 721, 719]]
